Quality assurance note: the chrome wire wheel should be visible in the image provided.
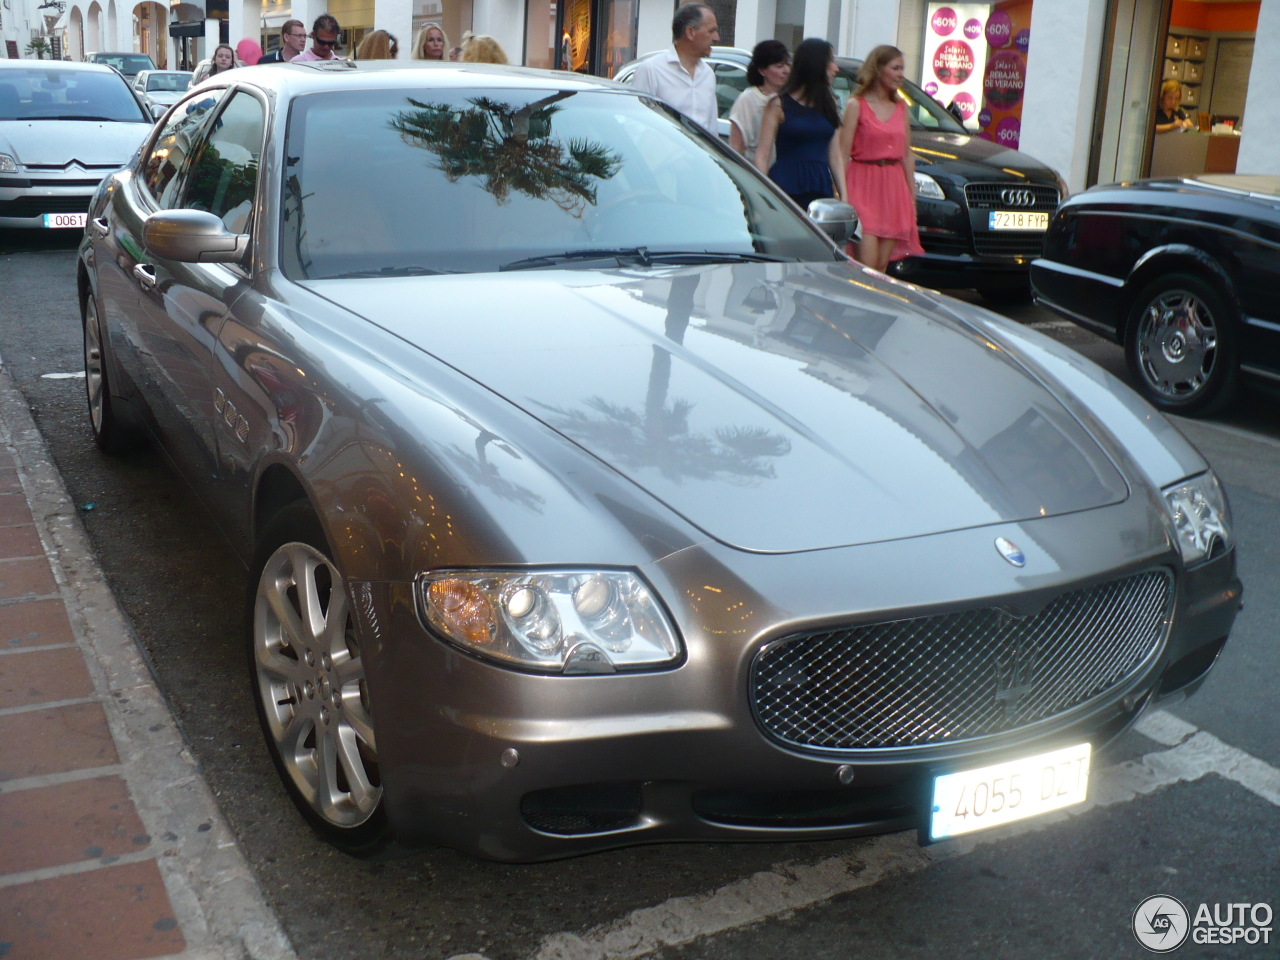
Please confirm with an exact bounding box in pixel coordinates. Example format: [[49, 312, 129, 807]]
[[253, 542, 381, 829], [84, 296, 105, 436], [1135, 289, 1218, 401]]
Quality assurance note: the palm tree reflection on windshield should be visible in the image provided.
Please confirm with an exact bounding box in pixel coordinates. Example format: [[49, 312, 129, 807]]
[[537, 277, 792, 484], [389, 93, 622, 214]]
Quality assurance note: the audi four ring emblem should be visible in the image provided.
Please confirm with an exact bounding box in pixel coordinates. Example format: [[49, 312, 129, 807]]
[[1001, 188, 1036, 207]]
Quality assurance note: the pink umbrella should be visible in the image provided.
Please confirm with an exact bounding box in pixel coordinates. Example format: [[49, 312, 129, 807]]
[[236, 38, 263, 65]]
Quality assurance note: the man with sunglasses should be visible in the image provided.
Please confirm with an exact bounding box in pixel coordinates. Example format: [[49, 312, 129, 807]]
[[293, 14, 344, 61]]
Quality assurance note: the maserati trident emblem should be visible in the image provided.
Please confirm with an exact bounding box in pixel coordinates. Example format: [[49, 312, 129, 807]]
[[1001, 187, 1035, 207], [994, 536, 1026, 567]]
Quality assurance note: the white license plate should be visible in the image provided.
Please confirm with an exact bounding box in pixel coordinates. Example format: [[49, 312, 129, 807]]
[[42, 212, 87, 229], [988, 210, 1048, 231], [930, 742, 1091, 840]]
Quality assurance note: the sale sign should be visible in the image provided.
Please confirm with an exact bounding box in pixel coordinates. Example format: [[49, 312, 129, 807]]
[[924, 3, 991, 131]]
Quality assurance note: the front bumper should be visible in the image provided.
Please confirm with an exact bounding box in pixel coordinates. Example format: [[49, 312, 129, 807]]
[[352, 501, 1240, 862], [890, 249, 1033, 289], [0, 179, 104, 229]]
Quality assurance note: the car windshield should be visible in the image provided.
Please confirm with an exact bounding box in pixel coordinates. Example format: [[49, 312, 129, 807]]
[[147, 72, 192, 92], [281, 87, 838, 279], [0, 67, 149, 122], [93, 54, 154, 75], [834, 65, 967, 134]]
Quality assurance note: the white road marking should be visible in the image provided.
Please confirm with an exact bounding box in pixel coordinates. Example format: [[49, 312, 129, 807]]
[[39, 371, 85, 380], [441, 711, 1280, 960]]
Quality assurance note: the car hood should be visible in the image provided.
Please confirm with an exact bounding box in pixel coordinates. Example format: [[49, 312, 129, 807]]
[[309, 261, 1127, 553], [911, 129, 1057, 182], [0, 119, 151, 167], [145, 91, 184, 106]]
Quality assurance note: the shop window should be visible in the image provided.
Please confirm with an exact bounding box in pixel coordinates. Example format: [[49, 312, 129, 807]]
[[525, 0, 634, 77]]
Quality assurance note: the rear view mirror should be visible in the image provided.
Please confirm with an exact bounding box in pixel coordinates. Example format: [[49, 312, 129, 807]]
[[807, 198, 858, 245], [150, 102, 167, 120], [143, 209, 249, 263]]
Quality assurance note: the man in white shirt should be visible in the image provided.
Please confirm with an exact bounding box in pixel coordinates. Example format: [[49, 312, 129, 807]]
[[630, 3, 721, 135]]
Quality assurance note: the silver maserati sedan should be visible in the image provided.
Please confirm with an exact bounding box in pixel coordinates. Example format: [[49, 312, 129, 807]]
[[77, 61, 1240, 861]]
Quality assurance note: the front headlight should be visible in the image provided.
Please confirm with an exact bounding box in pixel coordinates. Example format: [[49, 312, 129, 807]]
[[914, 172, 946, 200], [0, 154, 19, 174], [1162, 472, 1231, 564], [417, 569, 682, 674]]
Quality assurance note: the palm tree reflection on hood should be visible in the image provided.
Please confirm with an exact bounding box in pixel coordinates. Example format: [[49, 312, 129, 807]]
[[389, 92, 622, 214], [538, 277, 792, 484]]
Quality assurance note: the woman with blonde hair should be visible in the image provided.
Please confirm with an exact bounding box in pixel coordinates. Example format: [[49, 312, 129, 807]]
[[837, 43, 923, 272], [1156, 79, 1193, 133], [460, 34, 508, 64], [356, 29, 398, 60], [413, 23, 448, 60]]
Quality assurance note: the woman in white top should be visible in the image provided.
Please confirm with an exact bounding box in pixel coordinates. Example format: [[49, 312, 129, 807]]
[[729, 40, 791, 159]]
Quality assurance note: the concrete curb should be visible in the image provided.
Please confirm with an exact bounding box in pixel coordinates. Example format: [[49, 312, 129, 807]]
[[0, 360, 297, 960]]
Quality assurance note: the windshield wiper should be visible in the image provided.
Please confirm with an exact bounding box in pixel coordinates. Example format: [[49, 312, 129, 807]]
[[39, 115, 131, 122], [499, 248, 791, 272], [324, 265, 449, 279]]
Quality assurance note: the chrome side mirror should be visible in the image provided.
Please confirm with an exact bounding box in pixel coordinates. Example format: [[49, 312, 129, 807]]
[[143, 209, 249, 263], [807, 198, 858, 245]]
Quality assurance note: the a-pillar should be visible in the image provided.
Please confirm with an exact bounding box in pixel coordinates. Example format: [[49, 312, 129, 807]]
[[227, 0, 259, 52], [1018, 0, 1109, 194], [1237, 0, 1280, 174], [733, 0, 775, 53], [374, 0, 412, 58], [840, 0, 900, 58]]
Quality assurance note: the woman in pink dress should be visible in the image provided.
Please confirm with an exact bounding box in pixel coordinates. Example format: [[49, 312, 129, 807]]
[[838, 45, 923, 272]]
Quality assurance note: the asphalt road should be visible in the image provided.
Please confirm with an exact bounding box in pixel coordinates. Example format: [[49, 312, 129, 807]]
[[0, 230, 1276, 960]]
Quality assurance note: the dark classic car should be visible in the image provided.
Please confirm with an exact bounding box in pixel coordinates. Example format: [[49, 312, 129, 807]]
[[79, 61, 1238, 861], [1031, 174, 1280, 415], [615, 48, 1070, 301]]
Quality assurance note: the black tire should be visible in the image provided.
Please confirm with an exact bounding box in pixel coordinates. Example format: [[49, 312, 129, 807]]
[[1123, 271, 1239, 417], [83, 293, 143, 454], [247, 501, 398, 858]]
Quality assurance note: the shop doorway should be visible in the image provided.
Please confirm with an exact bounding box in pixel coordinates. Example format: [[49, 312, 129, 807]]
[[1090, 0, 1258, 186], [524, 0, 636, 77]]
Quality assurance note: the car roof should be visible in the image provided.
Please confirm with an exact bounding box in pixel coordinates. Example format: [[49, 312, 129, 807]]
[[0, 59, 118, 74], [212, 60, 629, 100]]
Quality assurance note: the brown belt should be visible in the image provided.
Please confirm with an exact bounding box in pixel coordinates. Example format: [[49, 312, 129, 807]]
[[852, 157, 901, 166]]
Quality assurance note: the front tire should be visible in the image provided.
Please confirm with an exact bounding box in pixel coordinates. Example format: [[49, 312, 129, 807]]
[[1124, 272, 1238, 416], [248, 502, 396, 857]]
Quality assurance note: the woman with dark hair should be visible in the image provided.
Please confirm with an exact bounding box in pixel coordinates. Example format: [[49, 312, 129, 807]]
[[838, 44, 923, 271], [754, 38, 844, 210], [729, 40, 789, 160]]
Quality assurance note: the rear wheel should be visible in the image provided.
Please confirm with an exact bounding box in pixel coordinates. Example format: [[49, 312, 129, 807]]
[[1124, 272, 1238, 416], [83, 294, 142, 453], [248, 502, 396, 857]]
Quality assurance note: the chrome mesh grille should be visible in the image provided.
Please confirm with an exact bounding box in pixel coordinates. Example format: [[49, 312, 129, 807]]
[[751, 571, 1172, 751]]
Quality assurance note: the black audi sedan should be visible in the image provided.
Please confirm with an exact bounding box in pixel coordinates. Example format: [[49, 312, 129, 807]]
[[615, 48, 1070, 301], [1031, 174, 1280, 416]]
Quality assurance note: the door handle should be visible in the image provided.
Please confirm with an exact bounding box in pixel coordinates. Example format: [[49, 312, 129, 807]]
[[133, 263, 157, 290], [90, 216, 109, 238]]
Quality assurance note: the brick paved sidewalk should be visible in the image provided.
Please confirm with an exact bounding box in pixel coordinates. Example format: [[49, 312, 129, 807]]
[[0, 365, 295, 960]]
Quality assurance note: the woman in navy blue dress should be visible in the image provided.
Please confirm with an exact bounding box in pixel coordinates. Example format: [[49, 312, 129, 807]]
[[754, 39, 845, 210]]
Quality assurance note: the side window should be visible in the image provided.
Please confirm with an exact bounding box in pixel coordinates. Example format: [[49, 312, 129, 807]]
[[141, 89, 226, 207], [180, 91, 265, 235], [712, 61, 748, 119]]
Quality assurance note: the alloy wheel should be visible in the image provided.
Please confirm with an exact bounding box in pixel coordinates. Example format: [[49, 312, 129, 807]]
[[253, 542, 381, 828], [1135, 290, 1218, 401], [84, 297, 105, 435]]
